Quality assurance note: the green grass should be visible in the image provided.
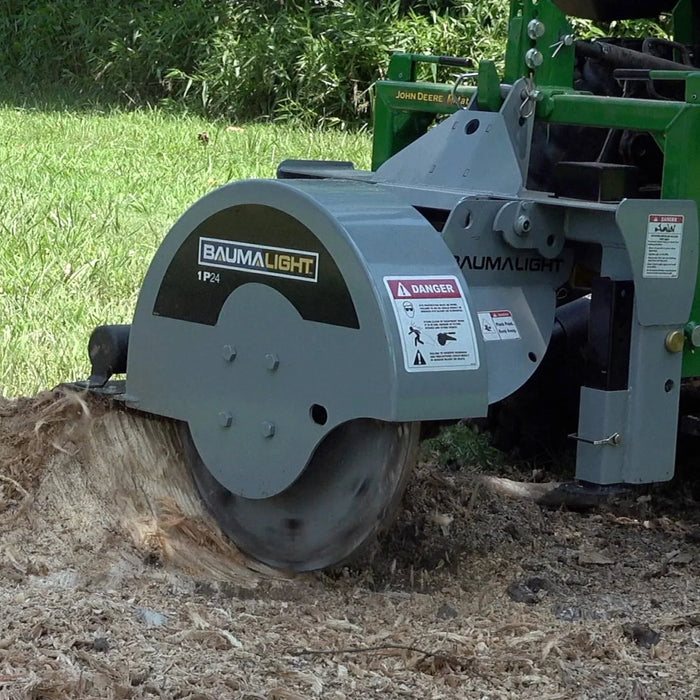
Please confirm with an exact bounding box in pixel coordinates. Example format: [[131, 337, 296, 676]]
[[0, 104, 371, 396], [420, 422, 505, 472]]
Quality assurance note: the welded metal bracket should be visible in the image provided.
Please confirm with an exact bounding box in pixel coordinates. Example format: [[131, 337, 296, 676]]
[[573, 198, 699, 484]]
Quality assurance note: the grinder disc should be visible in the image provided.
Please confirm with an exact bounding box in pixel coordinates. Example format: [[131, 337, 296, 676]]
[[183, 419, 420, 572]]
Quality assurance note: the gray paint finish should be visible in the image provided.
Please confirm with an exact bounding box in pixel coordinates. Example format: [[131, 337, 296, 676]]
[[124, 77, 700, 492]]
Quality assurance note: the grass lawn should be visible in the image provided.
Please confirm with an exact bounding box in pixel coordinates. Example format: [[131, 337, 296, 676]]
[[0, 102, 371, 396]]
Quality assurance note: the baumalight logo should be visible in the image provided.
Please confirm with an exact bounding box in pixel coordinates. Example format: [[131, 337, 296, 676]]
[[198, 237, 319, 282]]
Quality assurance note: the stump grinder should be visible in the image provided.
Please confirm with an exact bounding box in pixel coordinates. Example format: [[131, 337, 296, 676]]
[[85, 0, 700, 571]]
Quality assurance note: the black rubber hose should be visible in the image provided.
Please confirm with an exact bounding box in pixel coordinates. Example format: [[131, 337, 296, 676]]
[[549, 295, 591, 358], [576, 40, 689, 72]]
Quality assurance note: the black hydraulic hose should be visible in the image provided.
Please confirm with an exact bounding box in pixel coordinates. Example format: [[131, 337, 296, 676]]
[[576, 40, 689, 72], [549, 295, 591, 358]]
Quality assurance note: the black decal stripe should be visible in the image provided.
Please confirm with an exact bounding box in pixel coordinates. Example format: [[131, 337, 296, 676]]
[[154, 204, 359, 328]]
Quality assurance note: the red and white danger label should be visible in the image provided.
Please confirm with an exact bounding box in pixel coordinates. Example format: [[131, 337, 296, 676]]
[[478, 310, 521, 341], [384, 275, 479, 373], [386, 278, 462, 299]]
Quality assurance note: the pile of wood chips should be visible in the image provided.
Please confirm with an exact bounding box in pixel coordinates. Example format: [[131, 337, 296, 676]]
[[0, 391, 698, 699]]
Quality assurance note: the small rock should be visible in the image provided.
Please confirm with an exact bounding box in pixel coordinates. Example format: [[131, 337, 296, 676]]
[[685, 526, 700, 544], [578, 550, 616, 566], [508, 581, 538, 604], [92, 637, 110, 652], [622, 623, 661, 648], [135, 607, 168, 628], [553, 605, 582, 622], [507, 576, 552, 604], [668, 550, 695, 565], [436, 602, 458, 620]]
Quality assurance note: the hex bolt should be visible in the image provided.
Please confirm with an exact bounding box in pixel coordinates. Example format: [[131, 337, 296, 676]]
[[218, 411, 233, 428], [514, 215, 532, 237], [527, 19, 545, 40], [265, 353, 280, 371], [525, 48, 544, 69], [222, 345, 237, 362], [262, 421, 276, 438]]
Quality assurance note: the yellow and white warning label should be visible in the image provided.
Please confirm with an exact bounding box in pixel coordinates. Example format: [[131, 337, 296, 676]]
[[384, 275, 480, 373]]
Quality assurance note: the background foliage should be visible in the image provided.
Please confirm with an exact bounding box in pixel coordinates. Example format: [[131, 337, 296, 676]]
[[0, 0, 510, 124], [0, 0, 672, 124]]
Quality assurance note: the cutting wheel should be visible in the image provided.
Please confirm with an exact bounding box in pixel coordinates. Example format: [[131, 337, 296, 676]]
[[183, 418, 420, 572]]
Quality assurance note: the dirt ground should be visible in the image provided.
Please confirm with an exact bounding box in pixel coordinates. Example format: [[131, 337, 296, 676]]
[[0, 390, 699, 700]]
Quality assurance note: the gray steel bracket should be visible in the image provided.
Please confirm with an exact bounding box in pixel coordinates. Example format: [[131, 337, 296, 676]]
[[574, 198, 698, 484], [494, 200, 566, 258], [374, 79, 535, 197]]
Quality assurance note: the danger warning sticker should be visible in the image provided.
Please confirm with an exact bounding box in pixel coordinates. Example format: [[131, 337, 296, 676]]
[[643, 214, 683, 279], [384, 276, 479, 373], [477, 310, 521, 341]]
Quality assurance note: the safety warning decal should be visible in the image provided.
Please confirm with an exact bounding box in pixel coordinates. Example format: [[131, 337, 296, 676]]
[[384, 276, 479, 373], [643, 214, 683, 279], [477, 310, 521, 341]]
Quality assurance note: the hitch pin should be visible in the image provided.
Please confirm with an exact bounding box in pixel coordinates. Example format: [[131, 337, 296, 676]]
[[550, 34, 575, 58], [568, 432, 622, 447], [451, 72, 479, 110]]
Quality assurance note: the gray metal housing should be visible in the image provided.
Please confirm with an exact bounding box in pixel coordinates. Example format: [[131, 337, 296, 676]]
[[125, 77, 698, 493]]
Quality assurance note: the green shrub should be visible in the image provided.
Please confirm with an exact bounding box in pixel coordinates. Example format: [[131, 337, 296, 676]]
[[0, 0, 508, 124], [0, 0, 226, 102]]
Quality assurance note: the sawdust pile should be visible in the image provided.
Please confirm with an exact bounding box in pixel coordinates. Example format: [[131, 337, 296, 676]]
[[1, 390, 699, 699]]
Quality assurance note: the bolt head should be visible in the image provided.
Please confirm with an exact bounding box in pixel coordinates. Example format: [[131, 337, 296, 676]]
[[525, 48, 544, 69], [222, 345, 237, 362], [686, 322, 700, 348], [262, 421, 276, 438], [218, 411, 233, 428], [527, 19, 545, 40], [665, 330, 685, 354], [514, 214, 532, 237]]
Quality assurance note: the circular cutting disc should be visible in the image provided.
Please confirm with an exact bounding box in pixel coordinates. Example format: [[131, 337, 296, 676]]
[[183, 419, 420, 572]]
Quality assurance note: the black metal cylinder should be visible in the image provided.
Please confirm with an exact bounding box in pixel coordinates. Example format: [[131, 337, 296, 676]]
[[576, 40, 688, 72], [87, 324, 131, 387]]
